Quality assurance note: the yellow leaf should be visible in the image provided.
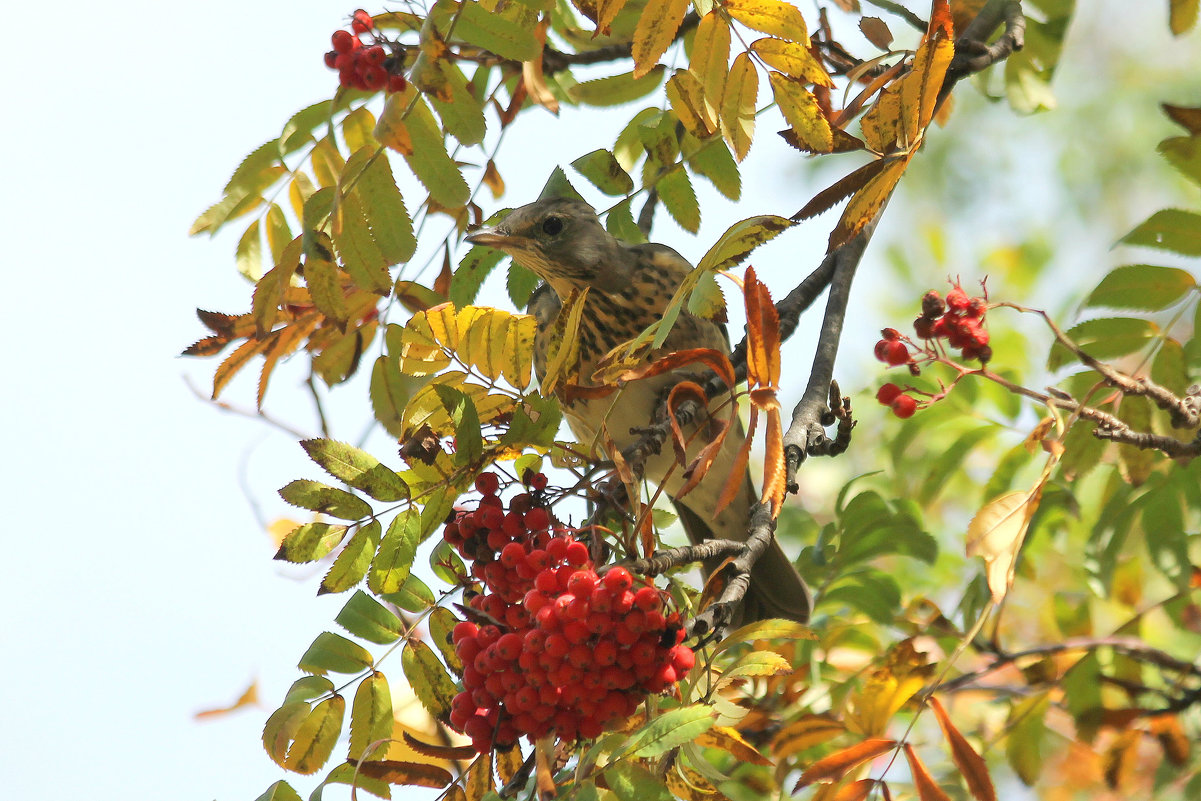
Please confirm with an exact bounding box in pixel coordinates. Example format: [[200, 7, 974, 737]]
[[597, 0, 632, 34], [194, 681, 260, 720], [399, 313, 453, 376], [503, 314, 537, 389], [724, 0, 809, 41], [284, 695, 345, 775], [541, 288, 589, 394], [831, 155, 909, 249], [689, 11, 730, 125], [424, 302, 460, 350], [667, 70, 717, 138], [965, 487, 1042, 604], [845, 668, 928, 737], [898, 2, 954, 147], [751, 38, 833, 86], [631, 0, 690, 78], [769, 72, 832, 153], [771, 714, 846, 759], [721, 52, 758, 161], [696, 725, 773, 765]]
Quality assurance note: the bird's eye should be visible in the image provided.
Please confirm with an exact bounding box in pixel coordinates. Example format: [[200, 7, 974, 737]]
[[541, 216, 564, 236]]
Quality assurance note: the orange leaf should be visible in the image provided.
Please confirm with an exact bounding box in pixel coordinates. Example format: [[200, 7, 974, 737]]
[[666, 380, 709, 465], [929, 696, 997, 801], [832, 779, 877, 801], [349, 759, 454, 787], [615, 347, 737, 389], [1102, 729, 1140, 790], [482, 159, 505, 200], [522, 17, 559, 114], [715, 407, 755, 514], [795, 738, 897, 789], [401, 730, 477, 761], [1150, 714, 1190, 766], [743, 267, 780, 389], [194, 681, 259, 720], [759, 396, 785, 514], [903, 743, 952, 801], [212, 336, 269, 400], [793, 158, 890, 221], [771, 714, 846, 759], [466, 750, 495, 801]]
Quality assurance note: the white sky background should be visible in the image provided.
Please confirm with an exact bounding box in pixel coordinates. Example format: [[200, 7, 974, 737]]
[[1, 2, 1198, 800]]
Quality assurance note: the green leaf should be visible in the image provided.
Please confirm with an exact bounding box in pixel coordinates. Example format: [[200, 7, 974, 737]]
[[263, 702, 310, 766], [570, 67, 666, 107], [1084, 264, 1196, 311], [252, 238, 302, 336], [378, 89, 470, 208], [917, 425, 997, 505], [1159, 135, 1201, 186], [430, 538, 468, 587], [383, 573, 437, 611], [299, 633, 374, 675], [303, 237, 348, 327], [370, 354, 425, 438], [428, 607, 464, 673], [236, 219, 264, 280], [275, 521, 350, 563], [1063, 652, 1103, 742], [622, 706, 715, 757], [657, 165, 700, 233], [822, 570, 902, 622], [283, 675, 336, 706], [1120, 209, 1201, 256], [571, 149, 635, 195], [349, 672, 394, 761], [1047, 317, 1159, 371], [401, 639, 458, 721], [279, 480, 372, 520], [695, 215, 794, 272], [687, 138, 741, 200], [450, 1, 539, 61], [605, 198, 646, 243], [604, 762, 674, 801], [451, 245, 506, 307], [301, 439, 409, 502], [369, 509, 421, 594], [1151, 337, 1189, 396], [355, 151, 417, 266], [1006, 691, 1050, 785], [336, 590, 405, 644], [253, 780, 303, 801], [685, 269, 725, 319], [507, 263, 541, 308], [332, 191, 391, 295], [433, 384, 483, 465], [320, 520, 382, 594], [501, 394, 563, 450], [1141, 480, 1189, 586], [283, 695, 345, 774], [428, 61, 487, 146]]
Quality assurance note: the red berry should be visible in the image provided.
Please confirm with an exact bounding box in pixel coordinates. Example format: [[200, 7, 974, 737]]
[[881, 327, 901, 341], [565, 541, 590, 566], [891, 394, 918, 419], [946, 287, 969, 311], [670, 645, 696, 673], [323, 50, 338, 69], [524, 507, 550, 532], [874, 339, 891, 362], [913, 317, 935, 339], [884, 341, 909, 366], [921, 290, 945, 318], [362, 45, 386, 66], [876, 383, 903, 406], [331, 29, 356, 54], [602, 567, 633, 593], [567, 569, 597, 598], [452, 621, 479, 644], [351, 9, 374, 33], [386, 73, 408, 93], [529, 472, 549, 491], [474, 472, 500, 496], [633, 586, 661, 612]]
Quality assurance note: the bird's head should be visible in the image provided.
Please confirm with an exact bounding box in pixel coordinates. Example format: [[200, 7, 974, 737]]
[[466, 197, 631, 295]]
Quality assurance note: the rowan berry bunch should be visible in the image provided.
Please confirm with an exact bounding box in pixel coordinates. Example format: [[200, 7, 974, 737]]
[[913, 284, 992, 363], [322, 10, 408, 94], [444, 472, 696, 754]]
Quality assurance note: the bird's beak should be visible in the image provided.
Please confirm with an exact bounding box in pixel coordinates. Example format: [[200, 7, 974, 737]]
[[465, 226, 518, 249]]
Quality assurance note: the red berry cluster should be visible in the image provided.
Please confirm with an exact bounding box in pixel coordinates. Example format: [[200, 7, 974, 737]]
[[323, 10, 407, 93], [873, 327, 911, 367], [913, 285, 992, 363], [445, 472, 695, 754]]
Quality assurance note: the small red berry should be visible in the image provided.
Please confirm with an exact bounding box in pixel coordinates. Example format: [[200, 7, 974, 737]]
[[529, 471, 549, 491], [351, 9, 374, 33], [565, 541, 590, 566], [913, 317, 934, 339], [474, 472, 500, 496], [891, 394, 918, 419], [946, 287, 969, 311], [881, 327, 901, 341], [874, 339, 891, 362], [602, 567, 633, 593], [921, 290, 945, 318], [331, 29, 356, 54], [876, 383, 903, 406], [633, 586, 661, 612], [386, 73, 408, 93], [323, 50, 339, 69], [884, 341, 910, 366]]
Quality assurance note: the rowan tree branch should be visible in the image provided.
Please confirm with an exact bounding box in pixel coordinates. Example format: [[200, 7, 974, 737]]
[[541, 13, 701, 75], [938, 0, 1025, 105]]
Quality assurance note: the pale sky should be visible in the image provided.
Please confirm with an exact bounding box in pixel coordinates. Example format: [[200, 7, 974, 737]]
[[2, 3, 1197, 800]]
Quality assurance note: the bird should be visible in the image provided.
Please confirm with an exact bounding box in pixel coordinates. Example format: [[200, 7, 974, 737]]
[[465, 197, 811, 624]]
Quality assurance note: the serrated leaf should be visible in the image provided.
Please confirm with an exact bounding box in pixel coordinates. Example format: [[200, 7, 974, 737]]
[[401, 639, 458, 721], [428, 60, 487, 146], [451, 245, 506, 307], [717, 650, 792, 685], [283, 675, 336, 706], [284, 695, 345, 774], [384, 573, 436, 611], [1121, 208, 1201, 255], [275, 521, 350, 563], [752, 38, 832, 86], [355, 151, 417, 265], [349, 672, 394, 762], [571, 149, 635, 195], [508, 262, 541, 308], [794, 738, 897, 789], [450, 1, 539, 61], [666, 70, 716, 138], [279, 480, 372, 520], [302, 243, 348, 328], [726, 0, 808, 40], [299, 632, 374, 675], [369, 509, 421, 594], [687, 138, 741, 200], [657, 165, 700, 232], [434, 384, 483, 465], [320, 519, 381, 594], [253, 780, 303, 801], [770, 715, 846, 759], [377, 88, 469, 208], [930, 696, 997, 801], [1084, 264, 1196, 311], [904, 743, 952, 801], [336, 590, 405, 644], [696, 215, 793, 273], [717, 618, 817, 652], [252, 238, 303, 336], [301, 439, 409, 502], [263, 702, 311, 767], [623, 706, 715, 757], [721, 53, 758, 161], [371, 354, 425, 438], [236, 219, 264, 280], [690, 11, 730, 121], [769, 72, 832, 153], [571, 66, 666, 106], [606, 197, 646, 243], [605, 762, 674, 801], [346, 759, 454, 787], [332, 192, 391, 296], [631, 0, 689, 78], [1159, 134, 1201, 186], [428, 607, 464, 673]]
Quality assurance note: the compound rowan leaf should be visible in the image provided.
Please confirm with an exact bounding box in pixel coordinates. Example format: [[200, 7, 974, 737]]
[[377, 88, 469, 208], [631, 0, 689, 78], [725, 0, 808, 41], [930, 696, 997, 801], [348, 672, 394, 762], [721, 53, 758, 161], [770, 72, 833, 153], [301, 439, 410, 502], [401, 639, 458, 722], [794, 738, 896, 789], [284, 695, 345, 774], [1047, 317, 1158, 371]]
